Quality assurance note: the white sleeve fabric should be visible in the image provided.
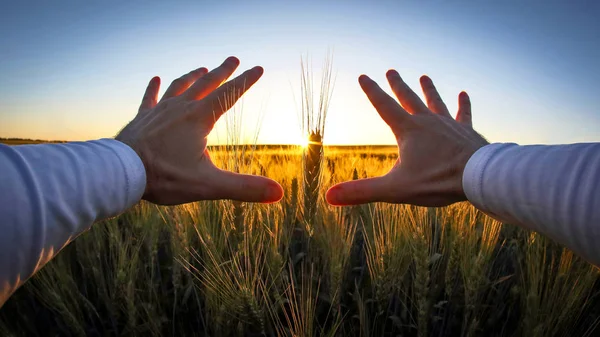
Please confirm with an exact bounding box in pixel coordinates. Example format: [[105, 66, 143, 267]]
[[0, 139, 146, 306], [463, 142, 600, 265]]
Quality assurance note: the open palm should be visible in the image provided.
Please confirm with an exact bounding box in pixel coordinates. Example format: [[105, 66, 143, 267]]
[[117, 57, 283, 205], [326, 70, 488, 207]]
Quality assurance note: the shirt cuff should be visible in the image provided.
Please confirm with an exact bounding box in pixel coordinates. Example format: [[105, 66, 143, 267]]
[[462, 143, 517, 212], [96, 139, 146, 207]]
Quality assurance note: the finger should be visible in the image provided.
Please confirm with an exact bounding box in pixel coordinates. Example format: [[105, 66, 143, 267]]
[[326, 175, 395, 206], [359, 75, 409, 130], [183, 56, 240, 101], [203, 167, 284, 203], [456, 91, 472, 126], [200, 66, 264, 122], [161, 67, 208, 100], [419, 75, 451, 118], [386, 70, 429, 114], [139, 76, 161, 112]]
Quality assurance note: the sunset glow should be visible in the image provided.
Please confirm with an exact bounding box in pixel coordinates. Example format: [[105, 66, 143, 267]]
[[299, 136, 310, 149], [0, 2, 598, 145]]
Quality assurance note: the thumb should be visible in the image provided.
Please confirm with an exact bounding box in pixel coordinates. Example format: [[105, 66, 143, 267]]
[[326, 175, 394, 206], [204, 167, 284, 203]]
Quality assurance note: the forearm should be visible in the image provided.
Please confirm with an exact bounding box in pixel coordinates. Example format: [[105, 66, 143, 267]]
[[463, 143, 600, 265], [0, 139, 145, 306]]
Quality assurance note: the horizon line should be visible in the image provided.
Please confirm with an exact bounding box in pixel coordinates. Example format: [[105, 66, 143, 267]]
[[0, 137, 397, 147]]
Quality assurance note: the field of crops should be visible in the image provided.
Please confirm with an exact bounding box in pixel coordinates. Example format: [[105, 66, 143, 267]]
[[0, 138, 67, 146], [1, 144, 599, 337]]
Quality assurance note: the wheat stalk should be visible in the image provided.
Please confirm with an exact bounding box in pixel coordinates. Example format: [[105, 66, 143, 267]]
[[300, 52, 335, 223]]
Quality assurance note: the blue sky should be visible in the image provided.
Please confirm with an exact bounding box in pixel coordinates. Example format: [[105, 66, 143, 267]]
[[1, 0, 599, 145]]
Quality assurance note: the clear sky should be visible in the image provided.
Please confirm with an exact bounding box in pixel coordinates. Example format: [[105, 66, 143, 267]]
[[1, 0, 599, 145]]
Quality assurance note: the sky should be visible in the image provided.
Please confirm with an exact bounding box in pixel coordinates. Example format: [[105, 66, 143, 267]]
[[1, 0, 599, 145]]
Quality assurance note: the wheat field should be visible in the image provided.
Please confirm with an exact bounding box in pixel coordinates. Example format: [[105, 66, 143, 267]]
[[1, 144, 599, 337]]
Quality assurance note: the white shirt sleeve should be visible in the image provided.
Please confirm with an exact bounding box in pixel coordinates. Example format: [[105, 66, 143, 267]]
[[463, 142, 600, 265], [0, 139, 146, 306]]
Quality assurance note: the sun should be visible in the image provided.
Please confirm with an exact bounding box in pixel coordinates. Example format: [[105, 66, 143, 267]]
[[296, 134, 310, 148], [299, 136, 310, 148]]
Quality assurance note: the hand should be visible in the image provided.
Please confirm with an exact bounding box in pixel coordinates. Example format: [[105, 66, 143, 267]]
[[116, 57, 283, 205], [326, 70, 488, 207]]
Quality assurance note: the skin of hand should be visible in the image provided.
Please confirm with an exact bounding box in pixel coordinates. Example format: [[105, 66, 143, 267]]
[[116, 56, 284, 205], [326, 70, 489, 207]]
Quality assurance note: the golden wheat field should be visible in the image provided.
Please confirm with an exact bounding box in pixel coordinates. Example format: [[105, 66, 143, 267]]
[[0, 144, 599, 337]]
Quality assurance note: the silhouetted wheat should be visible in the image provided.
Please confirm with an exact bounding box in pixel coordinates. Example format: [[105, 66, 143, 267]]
[[300, 53, 335, 223]]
